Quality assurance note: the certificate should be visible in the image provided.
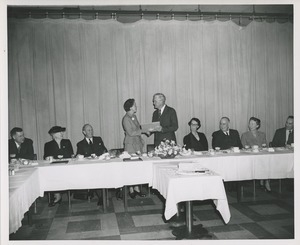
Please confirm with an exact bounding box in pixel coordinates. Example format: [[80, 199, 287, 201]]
[[141, 121, 160, 132]]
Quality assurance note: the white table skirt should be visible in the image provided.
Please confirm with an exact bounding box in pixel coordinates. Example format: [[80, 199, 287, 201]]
[[152, 164, 231, 223], [9, 168, 40, 234], [9, 150, 293, 234]]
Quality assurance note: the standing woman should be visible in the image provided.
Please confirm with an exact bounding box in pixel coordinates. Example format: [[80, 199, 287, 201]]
[[122, 98, 146, 199], [241, 117, 270, 192], [183, 118, 208, 151], [44, 126, 74, 206]]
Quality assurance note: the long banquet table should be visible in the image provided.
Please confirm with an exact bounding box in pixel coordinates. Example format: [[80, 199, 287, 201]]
[[9, 148, 294, 234]]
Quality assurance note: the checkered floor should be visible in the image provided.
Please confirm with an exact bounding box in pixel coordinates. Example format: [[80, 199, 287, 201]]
[[10, 179, 294, 240]]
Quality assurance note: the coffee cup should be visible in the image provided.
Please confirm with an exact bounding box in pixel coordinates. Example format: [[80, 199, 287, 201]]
[[233, 147, 239, 152], [252, 145, 259, 150], [46, 156, 53, 162], [77, 155, 84, 160]]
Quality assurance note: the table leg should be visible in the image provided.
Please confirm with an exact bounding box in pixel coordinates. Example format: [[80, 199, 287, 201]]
[[102, 189, 107, 213], [124, 186, 128, 211], [236, 181, 242, 202], [171, 201, 211, 240]]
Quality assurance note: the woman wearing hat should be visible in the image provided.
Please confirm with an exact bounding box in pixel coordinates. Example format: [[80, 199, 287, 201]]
[[122, 98, 146, 199], [44, 126, 74, 206]]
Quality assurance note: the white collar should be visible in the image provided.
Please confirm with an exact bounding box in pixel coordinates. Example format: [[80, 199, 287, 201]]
[[85, 137, 93, 143], [160, 104, 166, 114]]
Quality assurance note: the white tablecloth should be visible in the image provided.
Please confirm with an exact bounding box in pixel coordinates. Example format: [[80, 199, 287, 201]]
[[9, 150, 293, 233], [37, 159, 153, 194], [152, 164, 231, 222], [9, 168, 40, 234]]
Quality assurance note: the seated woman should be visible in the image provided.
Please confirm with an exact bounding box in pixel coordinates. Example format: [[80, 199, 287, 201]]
[[241, 117, 270, 192], [44, 126, 74, 206], [122, 98, 146, 199], [183, 118, 208, 151]]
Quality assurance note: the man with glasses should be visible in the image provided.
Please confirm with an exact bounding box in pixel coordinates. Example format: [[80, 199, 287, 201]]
[[271, 116, 294, 147]]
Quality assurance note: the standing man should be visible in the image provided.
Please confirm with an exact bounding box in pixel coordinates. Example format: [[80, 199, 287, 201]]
[[151, 93, 178, 147], [271, 116, 294, 147], [76, 124, 108, 157], [9, 127, 35, 161], [212, 117, 243, 150]]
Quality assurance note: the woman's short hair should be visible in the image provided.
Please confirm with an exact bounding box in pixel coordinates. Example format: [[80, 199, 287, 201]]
[[188, 117, 201, 130], [123, 98, 135, 112], [249, 116, 261, 129]]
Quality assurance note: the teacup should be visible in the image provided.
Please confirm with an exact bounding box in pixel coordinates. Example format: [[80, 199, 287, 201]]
[[215, 147, 220, 151], [46, 156, 53, 162], [91, 153, 96, 158], [233, 147, 239, 152], [244, 145, 250, 149], [252, 145, 259, 150], [77, 155, 84, 160]]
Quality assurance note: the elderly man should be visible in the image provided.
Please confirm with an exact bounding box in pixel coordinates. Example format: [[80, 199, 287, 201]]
[[76, 124, 108, 205], [271, 116, 294, 147], [151, 93, 178, 147], [212, 117, 243, 150], [9, 127, 35, 161], [76, 124, 108, 157]]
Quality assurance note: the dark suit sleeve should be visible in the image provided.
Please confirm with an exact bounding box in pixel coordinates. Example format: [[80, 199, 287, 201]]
[[23, 139, 34, 160], [183, 135, 190, 149], [76, 141, 83, 156], [43, 142, 50, 159], [161, 108, 178, 133], [211, 132, 217, 149], [201, 133, 209, 151], [271, 129, 282, 147], [235, 131, 243, 149]]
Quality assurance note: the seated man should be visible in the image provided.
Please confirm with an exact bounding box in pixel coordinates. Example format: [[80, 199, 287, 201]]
[[9, 127, 35, 161], [76, 124, 108, 157], [76, 124, 108, 205], [271, 115, 294, 147], [212, 117, 243, 150]]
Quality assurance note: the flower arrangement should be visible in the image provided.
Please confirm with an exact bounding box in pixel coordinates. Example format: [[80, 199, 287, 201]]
[[154, 139, 182, 159]]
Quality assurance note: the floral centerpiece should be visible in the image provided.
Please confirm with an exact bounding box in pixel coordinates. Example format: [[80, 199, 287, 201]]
[[154, 139, 182, 159]]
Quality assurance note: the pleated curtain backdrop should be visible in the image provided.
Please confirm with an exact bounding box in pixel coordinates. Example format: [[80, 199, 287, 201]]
[[8, 18, 293, 159]]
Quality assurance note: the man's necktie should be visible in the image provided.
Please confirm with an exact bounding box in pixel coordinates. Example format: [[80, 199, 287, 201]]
[[158, 109, 161, 118], [89, 139, 92, 145], [225, 132, 229, 136], [287, 130, 293, 145], [17, 145, 21, 153]]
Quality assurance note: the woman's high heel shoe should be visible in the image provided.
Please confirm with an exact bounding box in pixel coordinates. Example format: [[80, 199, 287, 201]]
[[48, 198, 62, 207], [134, 190, 146, 197], [129, 191, 136, 199]]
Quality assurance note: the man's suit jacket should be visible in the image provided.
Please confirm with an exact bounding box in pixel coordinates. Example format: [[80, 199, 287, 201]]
[[152, 105, 178, 147], [212, 129, 243, 150], [76, 136, 108, 157], [272, 127, 294, 147], [44, 139, 74, 159], [9, 138, 34, 160]]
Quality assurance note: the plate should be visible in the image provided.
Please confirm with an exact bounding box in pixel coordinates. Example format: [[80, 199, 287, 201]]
[[176, 170, 207, 175], [193, 151, 203, 156]]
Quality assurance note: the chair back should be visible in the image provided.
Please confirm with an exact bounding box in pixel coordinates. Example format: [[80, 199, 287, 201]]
[[147, 144, 155, 153]]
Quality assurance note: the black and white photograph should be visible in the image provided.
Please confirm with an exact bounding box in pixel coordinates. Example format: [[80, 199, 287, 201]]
[[0, 0, 298, 243]]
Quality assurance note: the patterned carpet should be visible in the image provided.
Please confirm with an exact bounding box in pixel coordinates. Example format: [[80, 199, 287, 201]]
[[10, 179, 294, 240]]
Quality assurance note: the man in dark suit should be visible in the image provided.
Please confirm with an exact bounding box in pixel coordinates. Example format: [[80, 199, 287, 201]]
[[151, 93, 178, 147], [9, 127, 35, 161], [212, 117, 243, 150], [271, 115, 294, 147], [76, 124, 108, 157], [76, 124, 108, 205]]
